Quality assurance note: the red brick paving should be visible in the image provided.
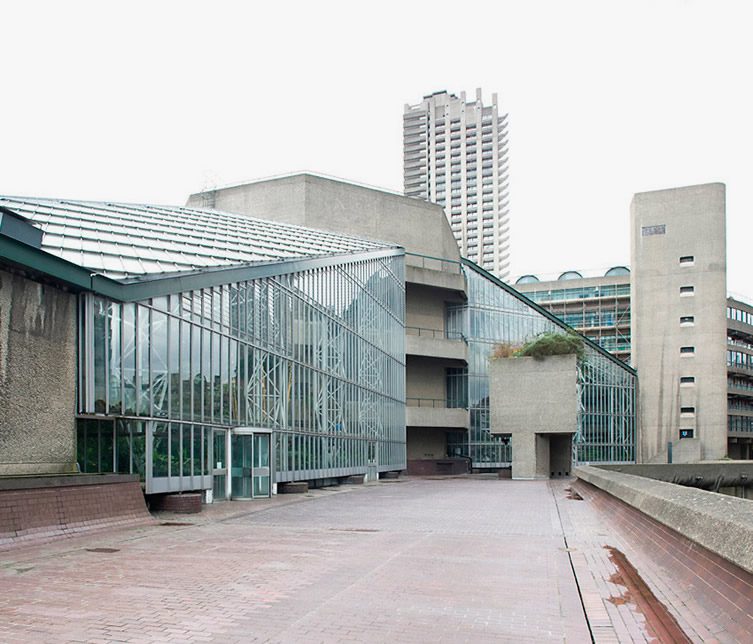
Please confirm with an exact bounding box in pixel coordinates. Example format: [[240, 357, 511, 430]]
[[0, 476, 724, 643], [562, 480, 753, 644]]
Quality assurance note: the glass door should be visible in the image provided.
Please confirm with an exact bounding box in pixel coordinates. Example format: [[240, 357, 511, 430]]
[[231, 433, 253, 499], [253, 433, 271, 497], [213, 430, 228, 501]]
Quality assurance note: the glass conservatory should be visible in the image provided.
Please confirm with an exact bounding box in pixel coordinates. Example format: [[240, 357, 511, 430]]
[[0, 197, 406, 498], [446, 261, 636, 467]]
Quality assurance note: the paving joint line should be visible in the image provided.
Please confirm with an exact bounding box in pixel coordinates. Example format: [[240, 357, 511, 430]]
[[549, 480, 596, 644]]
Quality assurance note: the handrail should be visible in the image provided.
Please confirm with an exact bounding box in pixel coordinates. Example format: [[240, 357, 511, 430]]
[[406, 397, 468, 409], [405, 326, 466, 341]]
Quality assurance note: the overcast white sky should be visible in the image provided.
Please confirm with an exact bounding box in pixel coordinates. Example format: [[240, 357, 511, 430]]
[[2, 1, 752, 293]]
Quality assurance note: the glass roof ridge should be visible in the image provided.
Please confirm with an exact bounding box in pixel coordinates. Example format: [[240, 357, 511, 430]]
[[0, 195, 402, 279]]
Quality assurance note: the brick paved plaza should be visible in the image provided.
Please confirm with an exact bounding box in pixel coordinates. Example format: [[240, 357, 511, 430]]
[[0, 477, 718, 643]]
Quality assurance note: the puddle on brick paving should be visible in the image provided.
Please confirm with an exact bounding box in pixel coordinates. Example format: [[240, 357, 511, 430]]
[[604, 545, 691, 644], [565, 487, 583, 500]]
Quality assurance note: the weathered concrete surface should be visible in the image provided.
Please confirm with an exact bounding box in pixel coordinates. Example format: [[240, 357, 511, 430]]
[[405, 263, 465, 292], [631, 183, 728, 462], [576, 464, 753, 574], [490, 354, 578, 479], [187, 173, 462, 262], [599, 461, 753, 489], [405, 427, 448, 460], [405, 334, 468, 361], [405, 406, 469, 429], [0, 269, 77, 475]]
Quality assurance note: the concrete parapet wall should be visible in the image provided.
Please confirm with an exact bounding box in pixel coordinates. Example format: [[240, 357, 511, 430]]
[[405, 407, 469, 429], [576, 464, 753, 574], [405, 264, 465, 292], [598, 461, 753, 489], [405, 335, 468, 361]]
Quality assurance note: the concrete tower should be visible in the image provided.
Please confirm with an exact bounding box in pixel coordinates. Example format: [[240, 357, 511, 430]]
[[631, 183, 728, 463], [403, 89, 510, 280]]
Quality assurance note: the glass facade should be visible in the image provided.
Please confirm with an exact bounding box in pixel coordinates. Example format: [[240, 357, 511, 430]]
[[446, 263, 636, 467], [77, 254, 406, 493], [525, 283, 631, 303], [521, 284, 632, 363]]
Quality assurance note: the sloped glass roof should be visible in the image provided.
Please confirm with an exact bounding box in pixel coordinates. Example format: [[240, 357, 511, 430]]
[[0, 197, 396, 279]]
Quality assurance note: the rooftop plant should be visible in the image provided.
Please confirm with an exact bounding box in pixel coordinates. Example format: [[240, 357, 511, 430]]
[[491, 331, 585, 362]]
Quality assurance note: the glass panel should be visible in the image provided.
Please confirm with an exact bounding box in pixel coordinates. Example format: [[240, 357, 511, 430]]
[[118, 304, 136, 416], [108, 303, 122, 414], [137, 306, 150, 415], [170, 423, 181, 477], [181, 320, 191, 420], [231, 434, 253, 499], [153, 422, 169, 477], [253, 474, 270, 497], [169, 315, 180, 416], [93, 299, 107, 413], [213, 474, 226, 501], [254, 434, 270, 468], [152, 310, 168, 417], [193, 426, 203, 476], [182, 425, 192, 476], [202, 328, 212, 422], [116, 421, 131, 474], [131, 422, 146, 481], [192, 324, 202, 421], [100, 421, 114, 472]]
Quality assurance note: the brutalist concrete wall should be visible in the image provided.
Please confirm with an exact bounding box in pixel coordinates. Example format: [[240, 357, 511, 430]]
[[576, 464, 753, 575], [0, 269, 77, 474], [187, 173, 462, 262], [631, 183, 727, 462], [489, 354, 578, 479]]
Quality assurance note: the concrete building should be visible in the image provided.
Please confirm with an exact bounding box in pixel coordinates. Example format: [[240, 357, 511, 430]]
[[518, 183, 751, 462], [188, 174, 471, 473], [403, 90, 511, 279], [0, 175, 637, 509], [631, 183, 728, 463], [189, 174, 637, 472], [490, 354, 578, 480], [726, 297, 753, 459]]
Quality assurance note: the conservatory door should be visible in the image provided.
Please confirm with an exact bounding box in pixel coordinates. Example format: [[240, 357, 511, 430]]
[[230, 429, 272, 499]]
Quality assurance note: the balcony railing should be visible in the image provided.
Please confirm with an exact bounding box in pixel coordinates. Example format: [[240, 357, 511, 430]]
[[406, 397, 468, 409], [406, 326, 466, 342]]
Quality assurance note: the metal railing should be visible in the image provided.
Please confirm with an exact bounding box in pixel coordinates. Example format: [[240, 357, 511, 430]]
[[406, 397, 449, 408], [405, 326, 466, 341]]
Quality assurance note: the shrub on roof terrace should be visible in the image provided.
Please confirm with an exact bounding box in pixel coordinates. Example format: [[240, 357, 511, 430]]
[[516, 332, 585, 361], [491, 332, 585, 362]]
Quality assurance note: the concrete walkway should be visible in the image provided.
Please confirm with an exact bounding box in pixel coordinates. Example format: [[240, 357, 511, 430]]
[[0, 477, 677, 642]]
